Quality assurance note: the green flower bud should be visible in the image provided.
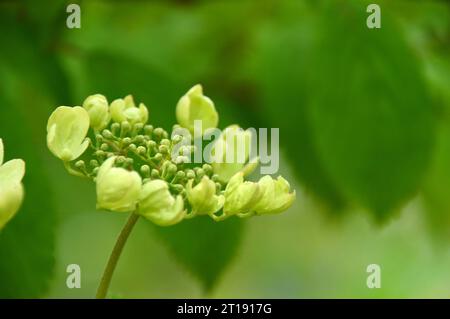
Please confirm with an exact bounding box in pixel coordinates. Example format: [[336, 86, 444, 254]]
[[120, 121, 131, 137], [186, 176, 224, 216], [172, 134, 183, 144], [185, 169, 195, 180], [153, 127, 164, 139], [102, 129, 113, 139], [252, 175, 296, 215], [140, 165, 150, 176], [96, 157, 142, 212], [134, 135, 145, 144], [137, 146, 147, 155], [223, 172, 262, 216], [111, 122, 121, 135], [160, 139, 171, 147], [82, 94, 110, 131], [174, 155, 189, 164], [144, 125, 153, 136], [133, 123, 144, 133], [47, 106, 90, 162], [122, 137, 132, 146], [0, 139, 25, 230], [75, 160, 86, 169], [150, 169, 160, 179], [90, 159, 99, 167], [159, 145, 169, 154], [138, 180, 186, 226], [211, 125, 255, 183], [174, 170, 185, 180], [95, 134, 104, 143], [176, 84, 218, 134], [153, 153, 163, 162], [110, 95, 149, 124]]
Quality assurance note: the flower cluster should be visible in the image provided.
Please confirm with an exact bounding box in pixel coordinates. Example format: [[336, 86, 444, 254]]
[[46, 85, 295, 226], [0, 139, 25, 230]]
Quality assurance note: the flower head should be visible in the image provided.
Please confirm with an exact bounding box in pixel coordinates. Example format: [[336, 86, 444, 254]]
[[110, 95, 148, 124], [83, 94, 110, 131], [252, 175, 296, 215], [176, 84, 218, 134], [138, 179, 185, 226], [0, 139, 25, 229], [96, 157, 142, 213], [47, 106, 90, 161], [186, 176, 224, 216]]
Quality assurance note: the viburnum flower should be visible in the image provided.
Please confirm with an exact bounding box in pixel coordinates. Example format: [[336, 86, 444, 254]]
[[252, 175, 296, 215], [96, 157, 142, 213], [83, 94, 110, 131], [0, 139, 25, 230], [45, 86, 295, 299], [138, 179, 185, 226], [186, 176, 224, 216], [220, 172, 262, 218], [176, 84, 218, 134], [110, 95, 148, 125], [47, 106, 90, 161]]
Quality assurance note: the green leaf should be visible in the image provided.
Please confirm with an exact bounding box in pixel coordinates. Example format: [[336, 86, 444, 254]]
[[151, 216, 244, 292], [0, 113, 56, 297], [423, 121, 450, 240], [254, 8, 347, 210], [308, 3, 436, 218], [255, 2, 436, 218], [0, 10, 68, 297], [84, 51, 181, 131]]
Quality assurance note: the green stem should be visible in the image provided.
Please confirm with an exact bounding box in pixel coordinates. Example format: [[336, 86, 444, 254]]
[[96, 213, 140, 299]]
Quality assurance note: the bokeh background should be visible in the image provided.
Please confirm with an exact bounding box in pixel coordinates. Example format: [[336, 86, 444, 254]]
[[0, 0, 449, 298]]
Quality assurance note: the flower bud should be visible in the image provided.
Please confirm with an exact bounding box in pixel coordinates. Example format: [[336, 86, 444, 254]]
[[47, 106, 90, 162], [82, 94, 110, 131], [223, 172, 262, 216], [110, 95, 149, 125], [0, 139, 25, 229], [211, 125, 255, 183], [186, 176, 224, 216], [252, 175, 296, 215], [96, 157, 142, 212], [138, 180, 186, 226], [176, 84, 218, 134]]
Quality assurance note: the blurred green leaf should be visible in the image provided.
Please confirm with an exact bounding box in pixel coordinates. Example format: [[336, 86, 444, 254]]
[[308, 3, 436, 218], [255, 2, 437, 219], [253, 7, 347, 210], [84, 51, 181, 131], [0, 8, 74, 297], [0, 110, 56, 297], [423, 121, 450, 240], [152, 217, 244, 292]]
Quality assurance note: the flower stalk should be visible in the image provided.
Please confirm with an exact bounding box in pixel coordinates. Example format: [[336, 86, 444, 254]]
[[96, 213, 140, 299]]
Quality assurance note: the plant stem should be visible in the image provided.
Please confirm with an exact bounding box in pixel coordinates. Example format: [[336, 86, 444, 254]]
[[96, 213, 140, 299]]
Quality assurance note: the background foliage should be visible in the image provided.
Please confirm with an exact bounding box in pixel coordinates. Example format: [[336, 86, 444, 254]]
[[0, 0, 449, 298]]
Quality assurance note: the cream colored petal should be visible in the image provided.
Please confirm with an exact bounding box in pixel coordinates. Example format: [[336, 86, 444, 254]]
[[139, 103, 149, 124], [143, 195, 186, 227], [110, 99, 127, 123], [46, 106, 90, 161], [96, 156, 116, 182], [0, 182, 24, 230], [0, 159, 25, 186]]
